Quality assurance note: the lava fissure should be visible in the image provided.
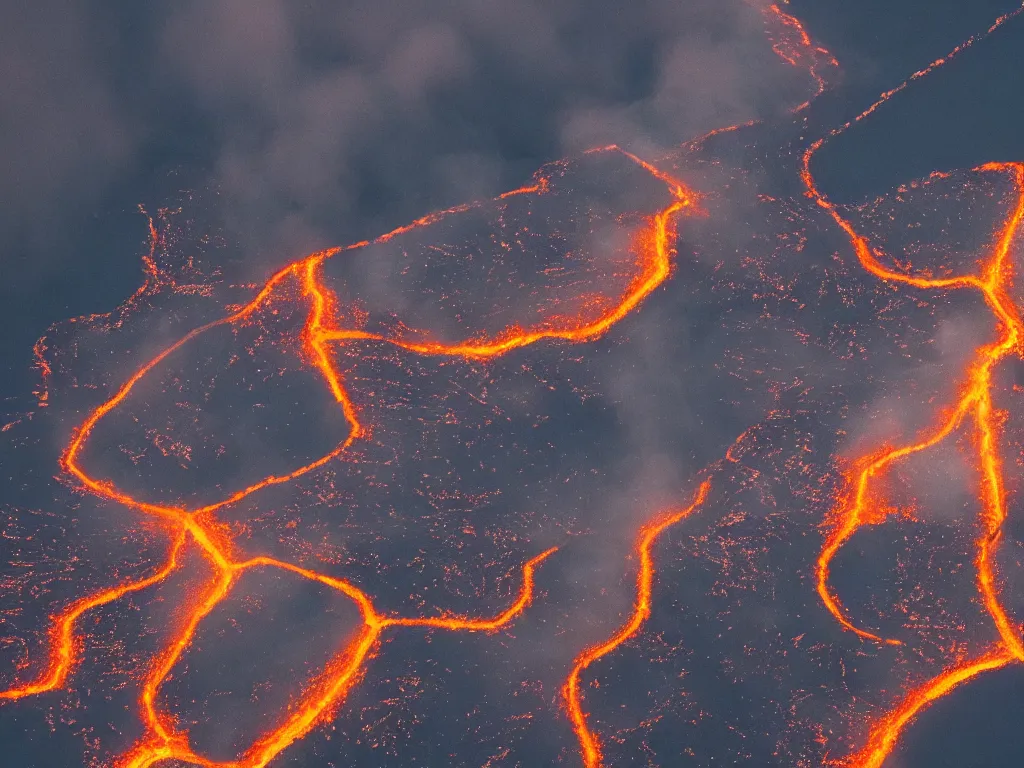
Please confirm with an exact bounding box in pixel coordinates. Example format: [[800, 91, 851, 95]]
[[801, 6, 1024, 764], [2, 145, 696, 768], [7, 3, 1024, 766], [562, 479, 712, 768]]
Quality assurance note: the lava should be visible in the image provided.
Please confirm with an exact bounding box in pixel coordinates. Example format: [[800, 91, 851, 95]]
[[0, 532, 187, 702], [5, 2, 1024, 766], [562, 479, 712, 768], [0, 145, 697, 767], [801, 4, 1024, 765], [762, 2, 840, 111], [115, 546, 557, 768], [679, 2, 838, 156], [841, 647, 1016, 768]]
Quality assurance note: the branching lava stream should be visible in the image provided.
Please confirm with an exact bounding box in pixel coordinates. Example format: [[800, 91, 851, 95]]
[[4, 3, 1024, 767], [801, 5, 1024, 766], [0, 146, 698, 767]]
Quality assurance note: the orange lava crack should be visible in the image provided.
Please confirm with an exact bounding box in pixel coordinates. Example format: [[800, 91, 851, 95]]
[[840, 647, 1015, 768], [114, 546, 557, 768], [1, 146, 698, 767], [801, 5, 1024, 765], [12, 3, 1024, 763], [562, 479, 712, 768], [763, 2, 840, 112]]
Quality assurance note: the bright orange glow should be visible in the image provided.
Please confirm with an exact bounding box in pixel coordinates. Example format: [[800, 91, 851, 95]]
[[562, 480, 712, 768], [800, 5, 1024, 766], [762, 2, 839, 111], [8, 4, 1024, 765], [840, 649, 1015, 768], [804, 59, 1024, 655], [1, 145, 697, 767], [115, 547, 557, 768], [0, 531, 187, 702], [316, 146, 694, 359]]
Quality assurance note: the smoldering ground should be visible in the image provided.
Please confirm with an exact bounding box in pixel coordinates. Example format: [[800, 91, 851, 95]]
[[4, 1, 1024, 767]]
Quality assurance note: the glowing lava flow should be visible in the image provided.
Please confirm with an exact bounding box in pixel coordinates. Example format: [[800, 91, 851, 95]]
[[0, 146, 697, 768], [762, 2, 839, 111], [678, 2, 837, 157], [800, 6, 1024, 765], [840, 648, 1016, 768], [116, 546, 557, 768], [16, 2, 1024, 761], [562, 480, 712, 768], [0, 532, 187, 702]]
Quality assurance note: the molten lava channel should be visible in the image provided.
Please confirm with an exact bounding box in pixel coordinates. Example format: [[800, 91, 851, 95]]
[[562, 480, 712, 768], [5, 3, 1024, 766], [802, 4, 1024, 765], [0, 145, 698, 768]]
